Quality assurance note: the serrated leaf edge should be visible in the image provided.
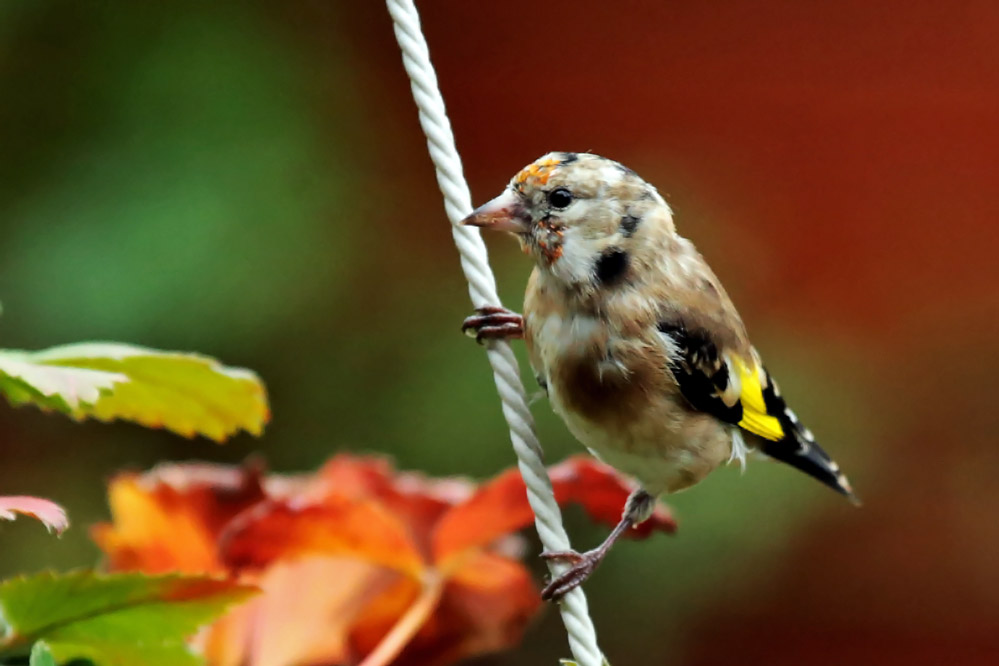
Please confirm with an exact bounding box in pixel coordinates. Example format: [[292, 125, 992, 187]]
[[0, 570, 258, 656]]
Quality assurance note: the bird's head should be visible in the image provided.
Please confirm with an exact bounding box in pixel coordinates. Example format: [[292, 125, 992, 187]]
[[462, 152, 673, 290]]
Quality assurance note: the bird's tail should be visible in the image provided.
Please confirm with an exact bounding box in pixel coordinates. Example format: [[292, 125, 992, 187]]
[[761, 429, 859, 505], [755, 368, 859, 504]]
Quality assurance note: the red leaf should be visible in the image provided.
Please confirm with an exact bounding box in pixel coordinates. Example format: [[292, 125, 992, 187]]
[[349, 552, 540, 666], [0, 495, 69, 534], [219, 497, 426, 578], [431, 468, 536, 563], [91, 462, 266, 574], [432, 456, 676, 561], [202, 556, 398, 666], [97, 454, 645, 666], [549, 456, 679, 538], [310, 454, 473, 555]]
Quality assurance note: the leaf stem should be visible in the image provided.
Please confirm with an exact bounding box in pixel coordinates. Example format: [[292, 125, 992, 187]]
[[358, 571, 445, 666]]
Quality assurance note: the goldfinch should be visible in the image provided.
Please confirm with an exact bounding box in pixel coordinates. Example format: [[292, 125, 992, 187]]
[[461, 152, 857, 601]]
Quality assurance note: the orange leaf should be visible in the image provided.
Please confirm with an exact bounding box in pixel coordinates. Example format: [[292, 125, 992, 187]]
[[310, 455, 472, 555], [351, 552, 539, 666], [91, 463, 266, 574], [92, 477, 221, 573], [0, 495, 68, 534], [448, 551, 538, 596], [431, 468, 535, 563], [312, 455, 400, 499], [432, 456, 676, 561], [347, 576, 425, 664], [202, 556, 399, 666], [219, 497, 425, 578], [93, 455, 554, 666]]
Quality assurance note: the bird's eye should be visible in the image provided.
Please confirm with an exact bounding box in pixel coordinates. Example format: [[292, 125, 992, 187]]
[[547, 187, 573, 209]]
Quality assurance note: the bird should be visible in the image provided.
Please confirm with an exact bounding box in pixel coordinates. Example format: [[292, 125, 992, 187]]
[[460, 151, 857, 602]]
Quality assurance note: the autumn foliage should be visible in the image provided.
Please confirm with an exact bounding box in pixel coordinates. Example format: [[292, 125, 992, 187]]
[[93, 454, 676, 666]]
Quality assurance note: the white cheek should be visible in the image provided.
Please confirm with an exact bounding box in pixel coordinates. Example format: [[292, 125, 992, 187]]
[[552, 226, 600, 284], [562, 199, 602, 229]]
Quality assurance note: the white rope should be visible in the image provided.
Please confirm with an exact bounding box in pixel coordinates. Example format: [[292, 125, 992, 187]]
[[384, 2, 605, 665]]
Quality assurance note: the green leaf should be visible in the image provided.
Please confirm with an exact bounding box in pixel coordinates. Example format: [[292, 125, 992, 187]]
[[0, 571, 257, 666], [0, 342, 269, 441], [29, 642, 56, 666], [0, 352, 124, 412]]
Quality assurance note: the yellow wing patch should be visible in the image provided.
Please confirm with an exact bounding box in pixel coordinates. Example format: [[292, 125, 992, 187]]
[[732, 357, 784, 441]]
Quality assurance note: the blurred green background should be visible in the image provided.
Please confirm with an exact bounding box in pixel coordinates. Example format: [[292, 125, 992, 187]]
[[2, 1, 998, 664]]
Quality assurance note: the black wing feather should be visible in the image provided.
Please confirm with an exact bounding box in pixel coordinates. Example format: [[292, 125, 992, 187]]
[[656, 320, 742, 424], [659, 319, 857, 502], [758, 375, 858, 501]]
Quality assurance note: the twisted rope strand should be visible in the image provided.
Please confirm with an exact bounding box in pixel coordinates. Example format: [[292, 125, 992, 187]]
[[384, 1, 604, 665]]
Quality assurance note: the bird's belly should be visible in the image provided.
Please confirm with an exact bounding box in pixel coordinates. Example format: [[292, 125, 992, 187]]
[[554, 399, 733, 495], [526, 305, 734, 494]]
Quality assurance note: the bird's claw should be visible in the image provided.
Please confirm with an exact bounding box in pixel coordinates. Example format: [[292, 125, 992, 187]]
[[540, 549, 603, 602], [540, 549, 586, 565], [461, 306, 524, 344]]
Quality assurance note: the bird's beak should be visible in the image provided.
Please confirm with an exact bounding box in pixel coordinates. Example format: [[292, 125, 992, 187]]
[[461, 190, 530, 233]]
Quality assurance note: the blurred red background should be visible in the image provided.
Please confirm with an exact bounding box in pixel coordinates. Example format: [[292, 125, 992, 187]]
[[2, 1, 998, 664]]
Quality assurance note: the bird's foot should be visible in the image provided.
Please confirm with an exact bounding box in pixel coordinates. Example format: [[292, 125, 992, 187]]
[[462, 306, 523, 344], [539, 548, 606, 602]]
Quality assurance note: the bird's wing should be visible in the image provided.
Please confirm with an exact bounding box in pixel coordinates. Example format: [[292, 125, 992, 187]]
[[656, 316, 857, 500], [655, 319, 784, 441]]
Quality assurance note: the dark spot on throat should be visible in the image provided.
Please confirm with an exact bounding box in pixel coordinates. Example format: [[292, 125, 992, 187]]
[[620, 214, 641, 237], [595, 248, 630, 286], [558, 152, 579, 165]]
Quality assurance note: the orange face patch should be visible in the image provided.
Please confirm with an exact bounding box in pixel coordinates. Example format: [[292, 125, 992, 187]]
[[534, 222, 564, 263], [514, 156, 561, 188]]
